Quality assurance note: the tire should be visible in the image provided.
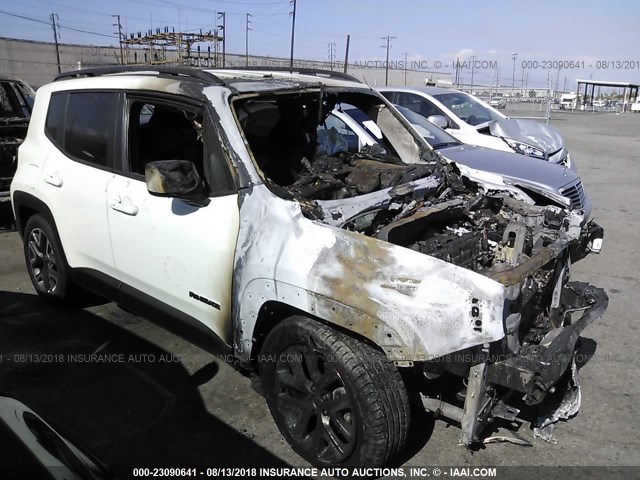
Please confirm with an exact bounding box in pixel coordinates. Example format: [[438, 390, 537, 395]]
[[23, 214, 75, 305], [260, 316, 410, 467]]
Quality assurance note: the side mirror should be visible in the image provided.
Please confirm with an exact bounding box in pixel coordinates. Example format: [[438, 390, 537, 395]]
[[427, 115, 448, 129], [145, 160, 209, 205]]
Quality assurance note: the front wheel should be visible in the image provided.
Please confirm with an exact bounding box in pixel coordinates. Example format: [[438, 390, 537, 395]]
[[260, 316, 410, 467]]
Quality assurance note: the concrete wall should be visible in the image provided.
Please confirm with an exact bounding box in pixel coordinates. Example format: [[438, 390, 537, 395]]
[[1, 36, 451, 88]]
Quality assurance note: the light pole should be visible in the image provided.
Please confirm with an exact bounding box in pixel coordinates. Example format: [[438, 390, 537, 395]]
[[512, 52, 518, 87], [289, 0, 297, 72]]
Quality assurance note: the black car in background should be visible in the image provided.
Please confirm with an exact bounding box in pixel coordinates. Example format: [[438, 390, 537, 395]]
[[1, 77, 34, 230]]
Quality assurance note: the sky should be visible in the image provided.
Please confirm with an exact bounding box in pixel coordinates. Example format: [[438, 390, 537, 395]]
[[1, 0, 639, 89]]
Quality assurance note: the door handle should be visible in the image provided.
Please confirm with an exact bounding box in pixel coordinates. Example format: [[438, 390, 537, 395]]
[[44, 173, 63, 187], [111, 200, 138, 216]]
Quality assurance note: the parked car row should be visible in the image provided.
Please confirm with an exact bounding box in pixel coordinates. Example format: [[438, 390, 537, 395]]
[[8, 66, 605, 469]]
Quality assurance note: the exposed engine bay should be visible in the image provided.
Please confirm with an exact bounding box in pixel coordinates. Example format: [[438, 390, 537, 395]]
[[232, 87, 607, 446]]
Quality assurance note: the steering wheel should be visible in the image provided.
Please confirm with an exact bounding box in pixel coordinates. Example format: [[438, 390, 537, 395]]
[[466, 115, 477, 125]]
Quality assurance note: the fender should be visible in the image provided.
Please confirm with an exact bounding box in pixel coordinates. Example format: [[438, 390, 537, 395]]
[[234, 278, 414, 368], [232, 185, 508, 369]]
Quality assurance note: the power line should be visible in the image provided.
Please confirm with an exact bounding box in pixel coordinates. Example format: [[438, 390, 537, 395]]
[[1, 9, 117, 39], [59, 24, 117, 38], [0, 9, 51, 25]]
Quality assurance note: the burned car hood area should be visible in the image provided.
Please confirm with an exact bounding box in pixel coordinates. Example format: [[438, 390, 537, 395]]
[[225, 82, 606, 447]]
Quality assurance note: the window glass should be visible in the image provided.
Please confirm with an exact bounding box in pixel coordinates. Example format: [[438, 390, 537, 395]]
[[45, 92, 67, 149], [64, 92, 117, 167], [397, 92, 444, 119], [317, 113, 360, 154], [393, 105, 461, 149], [433, 92, 503, 125]]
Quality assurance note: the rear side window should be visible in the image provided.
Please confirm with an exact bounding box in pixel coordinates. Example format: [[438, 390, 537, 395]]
[[45, 93, 67, 148], [45, 91, 118, 169], [64, 92, 117, 167]]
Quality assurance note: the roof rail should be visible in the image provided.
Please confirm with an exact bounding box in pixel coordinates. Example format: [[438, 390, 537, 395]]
[[213, 66, 362, 83], [54, 66, 223, 84]]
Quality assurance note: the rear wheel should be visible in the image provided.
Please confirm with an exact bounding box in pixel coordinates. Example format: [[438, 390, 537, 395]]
[[23, 214, 75, 304], [260, 316, 410, 467]]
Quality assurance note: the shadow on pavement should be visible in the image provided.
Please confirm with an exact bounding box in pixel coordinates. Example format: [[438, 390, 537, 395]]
[[0, 291, 289, 468]]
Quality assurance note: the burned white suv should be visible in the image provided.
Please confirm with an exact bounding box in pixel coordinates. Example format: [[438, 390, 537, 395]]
[[11, 66, 606, 467]]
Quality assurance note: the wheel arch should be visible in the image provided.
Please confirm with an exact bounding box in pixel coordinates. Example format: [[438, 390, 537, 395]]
[[12, 191, 56, 239], [234, 279, 421, 371]]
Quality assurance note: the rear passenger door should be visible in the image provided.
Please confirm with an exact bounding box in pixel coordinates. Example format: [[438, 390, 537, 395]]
[[40, 91, 120, 281], [106, 94, 239, 343]]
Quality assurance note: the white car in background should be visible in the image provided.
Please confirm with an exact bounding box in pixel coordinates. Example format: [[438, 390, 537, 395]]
[[379, 86, 574, 170]]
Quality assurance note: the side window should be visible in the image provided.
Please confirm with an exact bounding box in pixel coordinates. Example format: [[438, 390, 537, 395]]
[[45, 92, 67, 149], [380, 91, 397, 104], [64, 92, 118, 167], [127, 100, 204, 176], [396, 93, 436, 117], [126, 98, 235, 195]]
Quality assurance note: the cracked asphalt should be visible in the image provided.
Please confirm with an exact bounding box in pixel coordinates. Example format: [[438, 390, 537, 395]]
[[1, 111, 639, 474]]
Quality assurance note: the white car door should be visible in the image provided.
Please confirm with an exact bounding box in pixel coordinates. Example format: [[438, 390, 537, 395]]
[[39, 90, 119, 278], [106, 96, 239, 343]]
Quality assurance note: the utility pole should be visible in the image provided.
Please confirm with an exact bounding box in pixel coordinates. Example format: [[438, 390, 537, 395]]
[[50, 13, 61, 73], [381, 35, 395, 86], [112, 14, 124, 65], [404, 53, 408, 86], [563, 76, 567, 92], [328, 42, 336, 70], [454, 57, 460, 85], [343, 34, 350, 74], [245, 13, 252, 66], [512, 52, 518, 87], [521, 66, 525, 88], [217, 12, 226, 67], [289, 0, 297, 72]]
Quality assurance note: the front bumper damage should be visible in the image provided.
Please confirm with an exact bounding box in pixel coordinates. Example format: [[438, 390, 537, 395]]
[[486, 282, 607, 405], [423, 281, 608, 447]]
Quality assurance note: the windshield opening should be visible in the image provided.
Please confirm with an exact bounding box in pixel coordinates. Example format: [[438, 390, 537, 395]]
[[434, 92, 504, 126], [233, 90, 434, 201]]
